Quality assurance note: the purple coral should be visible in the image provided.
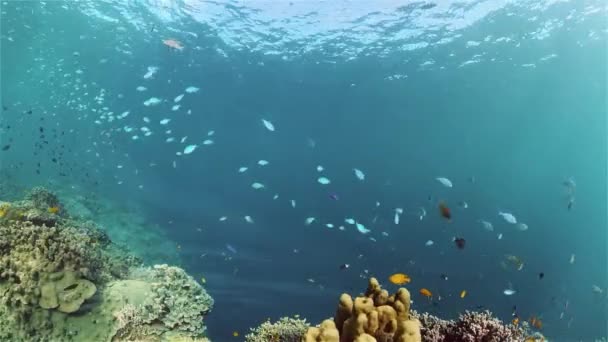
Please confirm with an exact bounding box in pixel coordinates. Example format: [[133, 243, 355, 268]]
[[413, 310, 527, 342]]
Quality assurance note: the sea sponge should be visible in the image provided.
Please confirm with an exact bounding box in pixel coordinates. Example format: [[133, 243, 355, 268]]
[[246, 316, 310, 342], [304, 278, 421, 342]]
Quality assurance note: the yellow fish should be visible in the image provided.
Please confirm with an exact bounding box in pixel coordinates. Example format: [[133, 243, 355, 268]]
[[460, 290, 467, 298], [48, 206, 60, 214], [419, 288, 432, 298], [388, 273, 411, 285], [200, 277, 206, 284], [232, 331, 239, 337]]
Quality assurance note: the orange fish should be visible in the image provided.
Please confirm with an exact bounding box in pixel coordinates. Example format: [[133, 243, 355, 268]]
[[529, 316, 543, 329], [438, 202, 451, 220], [162, 38, 184, 51], [388, 273, 411, 285], [419, 288, 432, 298], [512, 317, 519, 326]]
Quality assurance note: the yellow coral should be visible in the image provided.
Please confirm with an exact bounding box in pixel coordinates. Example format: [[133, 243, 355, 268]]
[[305, 278, 421, 342]]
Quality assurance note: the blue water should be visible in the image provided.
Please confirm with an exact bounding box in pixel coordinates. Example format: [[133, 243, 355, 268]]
[[1, 1, 607, 341]]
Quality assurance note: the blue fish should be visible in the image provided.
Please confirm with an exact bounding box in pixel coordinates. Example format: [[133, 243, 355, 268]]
[[226, 244, 237, 254]]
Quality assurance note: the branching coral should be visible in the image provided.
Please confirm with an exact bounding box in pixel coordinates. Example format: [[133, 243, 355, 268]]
[[246, 316, 311, 342], [412, 310, 528, 342]]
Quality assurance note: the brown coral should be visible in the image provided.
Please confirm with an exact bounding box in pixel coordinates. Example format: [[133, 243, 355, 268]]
[[305, 278, 421, 342]]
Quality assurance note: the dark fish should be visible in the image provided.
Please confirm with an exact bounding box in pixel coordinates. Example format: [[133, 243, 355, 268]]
[[538, 272, 544, 280], [2, 105, 7, 111], [1, 144, 10, 151], [454, 237, 466, 249], [329, 193, 339, 200], [339, 263, 350, 270], [439, 202, 451, 220], [440, 274, 448, 281], [420, 2, 437, 10], [26, 109, 32, 114]]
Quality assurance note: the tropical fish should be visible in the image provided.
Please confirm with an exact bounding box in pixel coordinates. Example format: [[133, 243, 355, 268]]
[[438, 202, 451, 220], [436, 177, 453, 188], [238, 167, 248, 173], [143, 97, 162, 106], [183, 145, 197, 154], [425, 240, 434, 247], [317, 177, 331, 185], [339, 263, 350, 270], [305, 217, 316, 225], [419, 288, 433, 298], [202, 139, 214, 145], [329, 193, 339, 200], [345, 218, 356, 225], [226, 244, 237, 254], [244, 216, 254, 223], [257, 160, 269, 166], [143, 66, 158, 79], [569, 254, 575, 264], [261, 119, 275, 131], [316, 165, 324, 172], [251, 182, 265, 190], [162, 38, 184, 50], [325, 223, 334, 228], [353, 168, 365, 181], [478, 219, 494, 231], [355, 222, 370, 234], [503, 288, 516, 296], [498, 211, 517, 224], [389, 273, 411, 285], [592, 285, 603, 295], [418, 207, 427, 221], [453, 237, 466, 249], [174, 94, 185, 103], [185, 86, 199, 93], [394, 208, 403, 225], [529, 316, 543, 329], [460, 290, 467, 298], [160, 118, 171, 125], [232, 331, 239, 337], [48, 206, 60, 214], [515, 223, 528, 231]]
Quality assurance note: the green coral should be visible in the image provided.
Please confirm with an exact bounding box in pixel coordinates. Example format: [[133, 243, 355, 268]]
[[246, 316, 311, 342]]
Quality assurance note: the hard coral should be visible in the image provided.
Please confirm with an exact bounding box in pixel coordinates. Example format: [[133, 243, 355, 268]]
[[136, 264, 214, 334], [26, 186, 60, 209], [305, 278, 421, 342], [246, 316, 311, 342], [412, 310, 527, 342]]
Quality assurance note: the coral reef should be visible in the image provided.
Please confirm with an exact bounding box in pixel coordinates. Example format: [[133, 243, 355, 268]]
[[304, 277, 422, 342], [412, 310, 529, 342], [0, 188, 214, 342], [300, 278, 531, 342], [246, 316, 311, 342]]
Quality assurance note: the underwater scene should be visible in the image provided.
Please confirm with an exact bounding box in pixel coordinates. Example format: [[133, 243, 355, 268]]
[[0, 0, 606, 341]]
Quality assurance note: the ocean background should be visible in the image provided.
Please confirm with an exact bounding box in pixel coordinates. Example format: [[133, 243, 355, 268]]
[[1, 0, 606, 341]]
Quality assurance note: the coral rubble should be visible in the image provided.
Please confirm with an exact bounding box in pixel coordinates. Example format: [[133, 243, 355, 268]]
[[0, 188, 213, 342]]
